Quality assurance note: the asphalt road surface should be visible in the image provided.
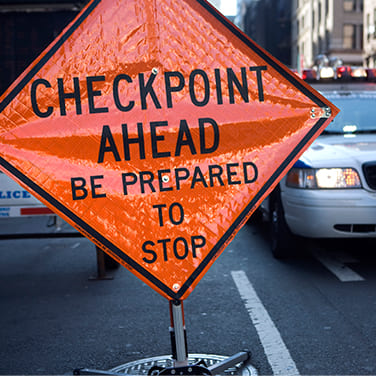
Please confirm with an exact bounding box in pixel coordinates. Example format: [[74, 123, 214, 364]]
[[1, 215, 376, 375]]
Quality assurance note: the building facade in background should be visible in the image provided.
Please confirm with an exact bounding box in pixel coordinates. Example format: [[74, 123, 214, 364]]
[[2, 0, 376, 92], [235, 0, 292, 67], [292, 0, 364, 70], [364, 0, 376, 66], [238, 0, 375, 71]]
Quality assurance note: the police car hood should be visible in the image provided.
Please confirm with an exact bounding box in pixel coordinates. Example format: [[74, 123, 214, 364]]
[[300, 133, 376, 168]]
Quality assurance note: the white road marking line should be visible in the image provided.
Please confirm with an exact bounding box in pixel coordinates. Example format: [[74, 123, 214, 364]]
[[71, 242, 80, 249], [312, 250, 364, 282], [231, 270, 300, 376]]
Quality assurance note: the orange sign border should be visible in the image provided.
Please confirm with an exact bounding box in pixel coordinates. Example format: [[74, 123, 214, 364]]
[[0, 0, 334, 300]]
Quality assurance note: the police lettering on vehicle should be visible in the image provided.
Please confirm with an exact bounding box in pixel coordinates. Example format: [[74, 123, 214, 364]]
[[0, 190, 31, 199]]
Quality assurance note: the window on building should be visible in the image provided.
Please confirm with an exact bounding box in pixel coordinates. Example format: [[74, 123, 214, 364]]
[[312, 42, 317, 57], [344, 0, 356, 12], [318, 1, 322, 24], [325, 29, 330, 50], [343, 24, 356, 48]]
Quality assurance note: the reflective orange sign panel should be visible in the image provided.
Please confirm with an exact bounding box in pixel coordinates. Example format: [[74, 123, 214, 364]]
[[0, 0, 338, 300]]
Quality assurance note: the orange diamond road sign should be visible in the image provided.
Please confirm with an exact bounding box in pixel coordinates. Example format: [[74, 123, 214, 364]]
[[0, 0, 338, 300]]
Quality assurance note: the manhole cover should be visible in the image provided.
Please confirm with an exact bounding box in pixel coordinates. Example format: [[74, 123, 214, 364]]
[[109, 353, 258, 375]]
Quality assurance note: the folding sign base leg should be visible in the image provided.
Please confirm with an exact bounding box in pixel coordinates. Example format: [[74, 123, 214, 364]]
[[146, 350, 251, 375], [206, 350, 251, 375], [88, 246, 114, 280], [145, 301, 252, 375], [73, 350, 253, 376], [73, 368, 123, 376], [73, 300, 256, 376]]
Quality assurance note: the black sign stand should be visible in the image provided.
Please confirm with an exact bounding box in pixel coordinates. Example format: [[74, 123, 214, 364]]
[[74, 299, 251, 375]]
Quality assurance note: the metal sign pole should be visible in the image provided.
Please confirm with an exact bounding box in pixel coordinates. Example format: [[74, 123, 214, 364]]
[[169, 300, 188, 367]]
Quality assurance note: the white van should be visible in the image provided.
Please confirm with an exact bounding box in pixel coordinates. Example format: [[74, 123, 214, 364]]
[[0, 170, 54, 218], [0, 170, 119, 270]]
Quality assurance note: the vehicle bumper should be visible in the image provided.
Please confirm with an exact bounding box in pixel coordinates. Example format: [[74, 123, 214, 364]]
[[281, 188, 376, 238]]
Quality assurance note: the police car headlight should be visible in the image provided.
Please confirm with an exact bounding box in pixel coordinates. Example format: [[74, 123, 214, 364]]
[[286, 168, 361, 189]]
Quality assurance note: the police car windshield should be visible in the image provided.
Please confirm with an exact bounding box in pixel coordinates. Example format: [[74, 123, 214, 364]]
[[323, 93, 376, 134]]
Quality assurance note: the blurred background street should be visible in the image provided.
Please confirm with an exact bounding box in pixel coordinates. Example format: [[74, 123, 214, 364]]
[[1, 216, 376, 375]]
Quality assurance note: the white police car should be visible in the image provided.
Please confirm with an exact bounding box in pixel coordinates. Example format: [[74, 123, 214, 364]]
[[0, 170, 53, 218], [261, 82, 376, 258]]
